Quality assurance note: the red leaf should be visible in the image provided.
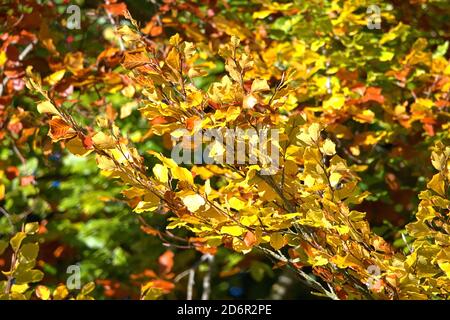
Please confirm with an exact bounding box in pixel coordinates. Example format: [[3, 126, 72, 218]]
[[82, 135, 94, 149], [6, 166, 19, 180]]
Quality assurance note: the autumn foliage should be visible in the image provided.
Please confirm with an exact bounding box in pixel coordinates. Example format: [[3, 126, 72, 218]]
[[0, 0, 450, 300]]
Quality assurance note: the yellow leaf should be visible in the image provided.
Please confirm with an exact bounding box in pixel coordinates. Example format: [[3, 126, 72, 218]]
[[149, 152, 194, 185], [96, 154, 115, 170], [427, 173, 445, 196], [36, 285, 51, 300], [431, 151, 445, 171], [438, 261, 450, 278], [322, 139, 336, 156], [166, 47, 180, 71], [11, 284, 29, 294], [153, 164, 168, 184], [121, 85, 135, 98], [142, 286, 164, 300], [379, 51, 394, 61], [37, 101, 60, 116], [329, 172, 341, 188], [24, 222, 39, 234], [0, 51, 6, 67], [183, 42, 196, 59], [220, 225, 245, 236], [230, 35, 241, 47], [335, 225, 350, 235], [323, 95, 345, 110], [308, 123, 321, 142], [240, 215, 258, 227], [117, 25, 141, 43], [229, 197, 246, 211], [205, 179, 212, 196], [354, 109, 375, 124], [66, 137, 93, 157], [330, 254, 361, 269], [412, 98, 434, 111], [53, 285, 69, 300], [120, 102, 137, 119], [45, 69, 65, 85], [297, 132, 313, 146], [134, 192, 160, 213], [312, 255, 329, 267], [169, 33, 181, 46], [251, 79, 270, 92], [171, 166, 194, 186], [181, 194, 205, 212], [0, 184, 4, 201], [270, 233, 286, 250], [92, 132, 116, 149], [304, 175, 315, 187], [253, 10, 273, 19], [349, 210, 366, 222], [81, 282, 95, 295]]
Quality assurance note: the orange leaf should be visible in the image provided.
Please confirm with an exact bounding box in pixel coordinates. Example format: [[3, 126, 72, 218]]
[[362, 87, 384, 104], [244, 231, 257, 247], [48, 117, 76, 141], [82, 135, 94, 150], [104, 2, 127, 16], [158, 250, 174, 274]]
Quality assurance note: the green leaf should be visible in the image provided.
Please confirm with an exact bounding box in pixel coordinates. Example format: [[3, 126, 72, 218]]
[[250, 261, 273, 282], [37, 101, 60, 116], [0, 240, 8, 255], [15, 269, 44, 285], [20, 243, 39, 261], [10, 232, 26, 252], [24, 222, 39, 235]]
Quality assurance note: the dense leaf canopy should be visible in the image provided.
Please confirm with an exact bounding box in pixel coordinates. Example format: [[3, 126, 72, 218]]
[[0, 0, 449, 300]]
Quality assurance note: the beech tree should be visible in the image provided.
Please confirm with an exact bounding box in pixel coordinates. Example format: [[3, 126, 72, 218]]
[[1, 0, 449, 300]]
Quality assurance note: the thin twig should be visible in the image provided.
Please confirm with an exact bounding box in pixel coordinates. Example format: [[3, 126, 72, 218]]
[[187, 268, 195, 300], [201, 254, 214, 300]]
